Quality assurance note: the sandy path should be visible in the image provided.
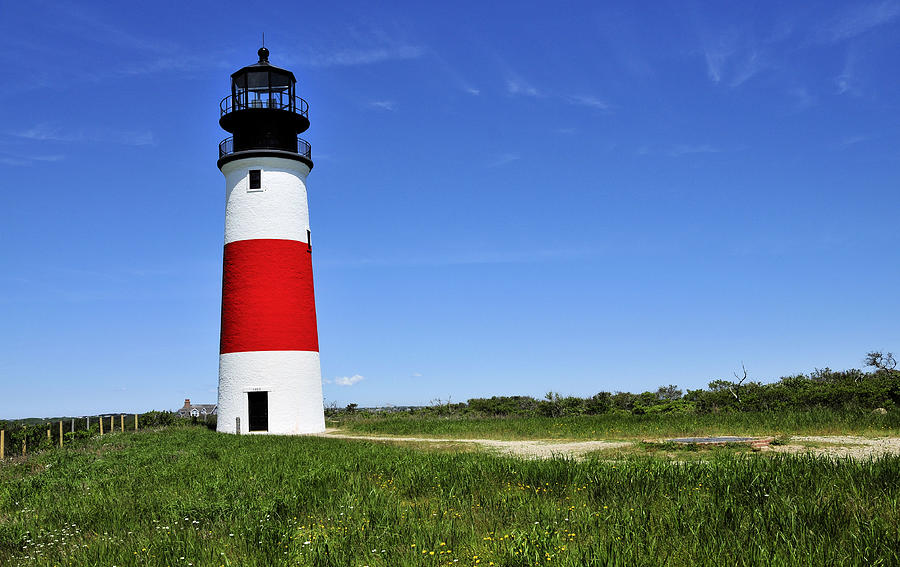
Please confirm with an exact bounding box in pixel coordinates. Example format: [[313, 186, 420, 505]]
[[771, 436, 900, 459], [318, 430, 630, 459], [320, 430, 900, 460]]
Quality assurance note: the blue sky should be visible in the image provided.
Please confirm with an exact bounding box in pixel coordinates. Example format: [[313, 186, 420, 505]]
[[2, 1, 899, 418]]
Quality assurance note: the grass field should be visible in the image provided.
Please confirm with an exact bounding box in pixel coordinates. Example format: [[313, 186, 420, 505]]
[[332, 409, 900, 440], [1, 426, 899, 566]]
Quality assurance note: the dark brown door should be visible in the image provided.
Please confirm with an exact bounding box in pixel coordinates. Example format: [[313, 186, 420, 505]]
[[248, 391, 268, 432]]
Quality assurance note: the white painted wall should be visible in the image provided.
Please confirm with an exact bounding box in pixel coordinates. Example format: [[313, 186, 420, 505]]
[[221, 156, 312, 245], [218, 351, 326, 434], [217, 155, 324, 436]]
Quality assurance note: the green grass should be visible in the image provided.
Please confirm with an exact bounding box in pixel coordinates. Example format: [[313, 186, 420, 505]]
[[1, 427, 899, 566], [332, 409, 900, 440], [584, 442, 758, 461]]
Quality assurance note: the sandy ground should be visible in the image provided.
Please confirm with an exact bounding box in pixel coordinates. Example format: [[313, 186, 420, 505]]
[[320, 430, 900, 460], [770, 435, 900, 459], [319, 431, 630, 459]]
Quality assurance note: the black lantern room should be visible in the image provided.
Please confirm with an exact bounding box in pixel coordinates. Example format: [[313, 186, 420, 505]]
[[217, 47, 312, 169]]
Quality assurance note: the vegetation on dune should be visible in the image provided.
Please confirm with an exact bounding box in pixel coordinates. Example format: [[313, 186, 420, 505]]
[[1, 428, 899, 566], [333, 359, 900, 439], [334, 408, 900, 440]]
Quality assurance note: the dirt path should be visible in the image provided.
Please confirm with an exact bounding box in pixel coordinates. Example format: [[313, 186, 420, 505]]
[[318, 430, 630, 459], [320, 430, 900, 460]]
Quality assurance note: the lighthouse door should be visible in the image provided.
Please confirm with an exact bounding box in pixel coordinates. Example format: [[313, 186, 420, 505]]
[[247, 391, 268, 432]]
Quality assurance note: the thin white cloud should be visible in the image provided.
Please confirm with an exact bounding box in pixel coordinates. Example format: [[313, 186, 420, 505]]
[[840, 135, 868, 147], [294, 27, 425, 68], [464, 87, 481, 96], [821, 1, 900, 43], [506, 77, 540, 97], [0, 156, 29, 166], [54, 6, 177, 54], [333, 375, 365, 387], [367, 100, 396, 111], [486, 153, 520, 168], [702, 34, 737, 84], [411, 373, 423, 378], [566, 95, 611, 111], [309, 44, 424, 67], [835, 49, 862, 95], [698, 25, 780, 88], [668, 144, 722, 157], [787, 86, 815, 110], [0, 151, 65, 166], [322, 247, 596, 269], [638, 144, 723, 157], [11, 124, 156, 146], [729, 50, 764, 87]]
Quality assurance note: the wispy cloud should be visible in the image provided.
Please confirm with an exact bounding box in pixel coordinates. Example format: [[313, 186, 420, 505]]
[[787, 86, 815, 110], [293, 26, 425, 68], [729, 50, 765, 87], [819, 1, 900, 43], [638, 144, 723, 157], [332, 374, 365, 387], [486, 152, 520, 168], [426, 50, 481, 96], [11, 123, 156, 146], [565, 95, 611, 111], [505, 76, 540, 97], [322, 247, 596, 269], [840, 134, 868, 147], [697, 19, 789, 88], [0, 151, 65, 166], [304, 44, 424, 67], [835, 49, 862, 95], [411, 373, 423, 378], [53, 6, 177, 54], [367, 100, 396, 111], [702, 32, 737, 84], [668, 144, 722, 157]]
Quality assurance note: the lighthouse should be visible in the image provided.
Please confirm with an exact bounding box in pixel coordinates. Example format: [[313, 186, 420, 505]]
[[215, 47, 325, 435]]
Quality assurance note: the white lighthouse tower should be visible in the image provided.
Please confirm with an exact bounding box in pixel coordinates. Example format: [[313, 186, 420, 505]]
[[215, 47, 325, 435]]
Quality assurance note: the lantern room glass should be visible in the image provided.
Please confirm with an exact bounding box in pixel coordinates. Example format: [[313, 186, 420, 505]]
[[231, 69, 295, 111]]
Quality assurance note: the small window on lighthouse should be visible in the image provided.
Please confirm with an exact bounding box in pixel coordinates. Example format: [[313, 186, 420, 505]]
[[248, 169, 262, 191]]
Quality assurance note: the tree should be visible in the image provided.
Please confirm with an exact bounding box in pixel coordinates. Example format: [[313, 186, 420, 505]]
[[655, 384, 683, 401], [865, 351, 897, 371]]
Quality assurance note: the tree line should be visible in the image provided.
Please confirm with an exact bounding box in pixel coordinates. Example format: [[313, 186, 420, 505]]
[[344, 352, 900, 418]]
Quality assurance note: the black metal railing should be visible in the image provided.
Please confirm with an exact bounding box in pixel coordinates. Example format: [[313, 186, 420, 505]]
[[220, 92, 309, 118], [218, 136, 312, 159]]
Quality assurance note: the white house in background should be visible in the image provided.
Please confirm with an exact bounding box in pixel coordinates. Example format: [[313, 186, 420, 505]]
[[177, 398, 217, 418]]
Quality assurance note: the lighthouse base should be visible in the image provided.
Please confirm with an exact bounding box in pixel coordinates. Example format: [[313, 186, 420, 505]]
[[217, 350, 325, 435]]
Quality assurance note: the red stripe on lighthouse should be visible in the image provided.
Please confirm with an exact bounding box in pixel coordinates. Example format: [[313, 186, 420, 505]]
[[220, 239, 319, 354]]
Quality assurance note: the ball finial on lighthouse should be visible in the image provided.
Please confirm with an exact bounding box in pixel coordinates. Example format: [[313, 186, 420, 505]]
[[215, 47, 325, 435]]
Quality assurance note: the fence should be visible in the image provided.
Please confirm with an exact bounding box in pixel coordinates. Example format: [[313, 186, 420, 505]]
[[0, 411, 207, 460]]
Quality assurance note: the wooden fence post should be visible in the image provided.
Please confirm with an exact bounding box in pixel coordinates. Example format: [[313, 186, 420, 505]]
[[71, 419, 75, 434], [110, 415, 114, 432], [86, 416, 90, 430], [47, 428, 51, 440], [134, 414, 138, 431], [1, 429, 4, 460], [22, 437, 26, 457], [100, 416, 104, 436], [59, 421, 63, 448], [119, 414, 123, 432], [236, 417, 241, 435]]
